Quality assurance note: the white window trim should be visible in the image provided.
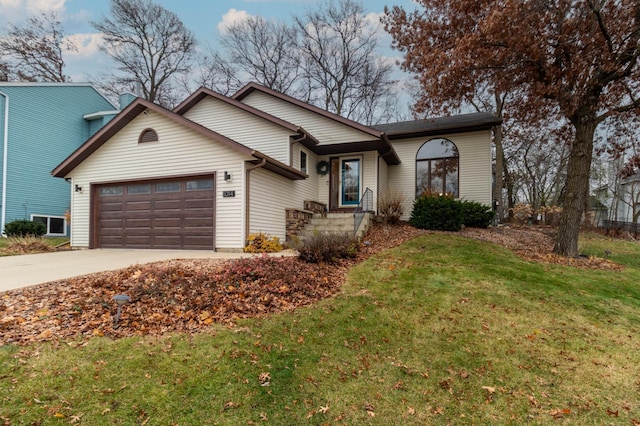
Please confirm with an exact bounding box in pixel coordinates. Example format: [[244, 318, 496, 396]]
[[30, 214, 68, 237]]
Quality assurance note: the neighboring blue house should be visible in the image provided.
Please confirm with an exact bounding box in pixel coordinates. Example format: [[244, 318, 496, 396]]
[[0, 83, 119, 236]]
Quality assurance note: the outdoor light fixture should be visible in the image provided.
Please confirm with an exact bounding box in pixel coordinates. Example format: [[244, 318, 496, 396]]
[[112, 294, 130, 327], [224, 171, 232, 182], [75, 184, 82, 192]]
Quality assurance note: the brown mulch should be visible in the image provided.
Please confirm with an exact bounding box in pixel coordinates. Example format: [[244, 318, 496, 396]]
[[0, 224, 621, 345]]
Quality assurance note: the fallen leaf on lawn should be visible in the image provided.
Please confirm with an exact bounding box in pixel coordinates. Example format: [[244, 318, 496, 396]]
[[482, 386, 496, 394]]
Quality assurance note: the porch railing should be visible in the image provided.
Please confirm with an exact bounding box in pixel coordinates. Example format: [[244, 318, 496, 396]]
[[353, 187, 374, 234]]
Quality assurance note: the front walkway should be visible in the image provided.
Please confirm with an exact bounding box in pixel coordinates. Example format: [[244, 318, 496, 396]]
[[0, 249, 295, 292]]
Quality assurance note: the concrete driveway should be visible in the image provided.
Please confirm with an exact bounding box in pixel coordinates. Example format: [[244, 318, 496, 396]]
[[0, 249, 276, 292]]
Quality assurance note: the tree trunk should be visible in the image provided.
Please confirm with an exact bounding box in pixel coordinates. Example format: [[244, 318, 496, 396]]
[[504, 159, 516, 218], [554, 119, 596, 256], [494, 123, 505, 221]]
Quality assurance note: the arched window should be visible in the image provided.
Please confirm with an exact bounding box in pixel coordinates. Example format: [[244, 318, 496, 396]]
[[138, 128, 158, 144], [416, 138, 459, 197]]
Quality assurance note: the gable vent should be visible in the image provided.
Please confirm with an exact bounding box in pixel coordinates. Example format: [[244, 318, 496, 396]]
[[139, 128, 159, 144]]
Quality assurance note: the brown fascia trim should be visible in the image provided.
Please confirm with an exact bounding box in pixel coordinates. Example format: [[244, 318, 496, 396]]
[[52, 98, 306, 181], [232, 82, 385, 139], [382, 119, 503, 140], [250, 151, 307, 180], [312, 138, 401, 166], [173, 86, 319, 146]]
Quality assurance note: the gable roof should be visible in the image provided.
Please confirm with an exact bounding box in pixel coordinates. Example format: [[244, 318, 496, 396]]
[[52, 97, 307, 180], [174, 86, 319, 150], [373, 112, 502, 139], [0, 82, 118, 110], [232, 82, 400, 165]]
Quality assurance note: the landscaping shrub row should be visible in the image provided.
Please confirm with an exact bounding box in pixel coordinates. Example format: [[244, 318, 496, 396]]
[[410, 193, 494, 231]]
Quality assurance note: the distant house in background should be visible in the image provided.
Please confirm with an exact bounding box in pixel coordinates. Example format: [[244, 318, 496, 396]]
[[594, 172, 640, 226], [0, 83, 118, 236]]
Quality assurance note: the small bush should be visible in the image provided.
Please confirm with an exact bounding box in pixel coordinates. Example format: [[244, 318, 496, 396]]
[[297, 232, 360, 264], [410, 194, 463, 231], [244, 233, 283, 253], [378, 188, 406, 224], [461, 200, 494, 228], [4, 220, 46, 237]]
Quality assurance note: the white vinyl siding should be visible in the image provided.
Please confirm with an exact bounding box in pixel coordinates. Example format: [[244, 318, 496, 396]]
[[377, 156, 389, 212], [68, 110, 250, 250], [389, 131, 492, 220], [183, 97, 293, 164], [240, 91, 379, 145], [249, 168, 294, 241], [292, 145, 318, 204]]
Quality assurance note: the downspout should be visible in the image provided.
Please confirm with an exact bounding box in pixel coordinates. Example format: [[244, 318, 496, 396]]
[[0, 91, 8, 236], [244, 158, 267, 244]]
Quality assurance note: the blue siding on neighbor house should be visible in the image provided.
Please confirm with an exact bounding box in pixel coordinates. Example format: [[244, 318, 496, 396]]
[[0, 84, 116, 235]]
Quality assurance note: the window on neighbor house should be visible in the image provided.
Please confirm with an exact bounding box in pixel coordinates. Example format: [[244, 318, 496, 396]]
[[416, 138, 459, 197], [138, 128, 159, 143], [31, 215, 66, 236], [300, 151, 307, 174]]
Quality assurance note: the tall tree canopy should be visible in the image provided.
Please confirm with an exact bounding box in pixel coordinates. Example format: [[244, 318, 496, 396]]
[[385, 0, 640, 256], [93, 0, 195, 106], [200, 0, 398, 124], [0, 11, 75, 82]]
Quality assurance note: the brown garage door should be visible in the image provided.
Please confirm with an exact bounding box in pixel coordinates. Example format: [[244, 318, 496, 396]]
[[95, 176, 215, 249]]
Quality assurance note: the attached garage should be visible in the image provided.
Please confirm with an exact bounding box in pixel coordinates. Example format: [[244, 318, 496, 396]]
[[93, 175, 215, 250]]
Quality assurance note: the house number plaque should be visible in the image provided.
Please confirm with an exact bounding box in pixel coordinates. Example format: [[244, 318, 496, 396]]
[[223, 190, 236, 197]]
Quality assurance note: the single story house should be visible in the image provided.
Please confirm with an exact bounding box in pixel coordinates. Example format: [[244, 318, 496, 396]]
[[52, 82, 501, 250], [0, 83, 119, 236]]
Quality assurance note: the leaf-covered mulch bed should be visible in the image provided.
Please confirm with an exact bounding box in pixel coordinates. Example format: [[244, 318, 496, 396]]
[[0, 223, 619, 345]]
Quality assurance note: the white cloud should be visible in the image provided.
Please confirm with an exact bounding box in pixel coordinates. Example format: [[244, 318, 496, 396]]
[[25, 0, 65, 13], [65, 32, 104, 57], [0, 0, 66, 26], [217, 8, 253, 34]]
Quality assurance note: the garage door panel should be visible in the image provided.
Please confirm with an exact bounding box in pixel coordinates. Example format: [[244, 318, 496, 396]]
[[100, 219, 124, 229], [100, 236, 124, 246], [154, 201, 182, 212], [125, 218, 151, 228], [184, 198, 213, 209], [125, 201, 152, 211], [101, 202, 124, 212], [153, 218, 181, 228], [184, 217, 213, 227], [97, 176, 215, 250]]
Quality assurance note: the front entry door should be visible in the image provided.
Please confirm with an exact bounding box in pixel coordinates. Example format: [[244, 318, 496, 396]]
[[329, 157, 339, 210], [341, 158, 361, 207], [329, 157, 361, 210]]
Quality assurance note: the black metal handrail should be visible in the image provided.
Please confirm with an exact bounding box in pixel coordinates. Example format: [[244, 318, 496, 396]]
[[353, 187, 373, 234]]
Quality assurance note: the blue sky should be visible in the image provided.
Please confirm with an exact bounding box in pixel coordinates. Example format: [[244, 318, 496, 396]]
[[0, 0, 418, 83]]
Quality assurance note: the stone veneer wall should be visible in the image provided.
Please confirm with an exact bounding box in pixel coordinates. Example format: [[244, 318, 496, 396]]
[[285, 200, 326, 243]]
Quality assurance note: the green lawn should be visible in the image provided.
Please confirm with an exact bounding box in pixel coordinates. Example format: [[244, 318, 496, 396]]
[[1, 233, 639, 424]]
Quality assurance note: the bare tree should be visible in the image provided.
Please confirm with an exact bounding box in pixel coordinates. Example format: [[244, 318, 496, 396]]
[[215, 16, 302, 96], [203, 0, 398, 123], [295, 0, 396, 124], [92, 0, 195, 106], [0, 11, 75, 82]]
